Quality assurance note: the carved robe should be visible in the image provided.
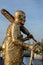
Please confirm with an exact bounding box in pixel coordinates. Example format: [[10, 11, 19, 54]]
[[4, 23, 24, 65]]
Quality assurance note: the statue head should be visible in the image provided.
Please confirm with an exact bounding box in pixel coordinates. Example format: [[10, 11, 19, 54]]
[[14, 10, 26, 25]]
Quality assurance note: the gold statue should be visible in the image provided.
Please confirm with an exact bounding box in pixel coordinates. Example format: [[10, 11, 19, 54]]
[[1, 9, 37, 65]]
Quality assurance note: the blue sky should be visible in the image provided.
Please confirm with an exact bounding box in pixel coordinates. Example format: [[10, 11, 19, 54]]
[[0, 0, 43, 44]]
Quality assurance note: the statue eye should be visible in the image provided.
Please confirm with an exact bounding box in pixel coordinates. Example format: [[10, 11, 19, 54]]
[[18, 15, 21, 18], [18, 15, 25, 19]]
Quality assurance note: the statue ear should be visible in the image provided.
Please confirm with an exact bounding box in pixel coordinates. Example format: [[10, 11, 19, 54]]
[[1, 9, 14, 23]]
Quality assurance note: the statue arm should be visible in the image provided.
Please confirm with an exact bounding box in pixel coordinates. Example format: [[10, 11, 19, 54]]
[[11, 23, 31, 49], [12, 41, 33, 50]]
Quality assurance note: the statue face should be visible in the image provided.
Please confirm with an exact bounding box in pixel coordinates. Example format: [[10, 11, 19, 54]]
[[14, 10, 26, 25], [18, 14, 25, 22]]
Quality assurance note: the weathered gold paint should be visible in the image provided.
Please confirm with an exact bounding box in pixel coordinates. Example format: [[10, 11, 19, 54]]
[[1, 9, 39, 65]]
